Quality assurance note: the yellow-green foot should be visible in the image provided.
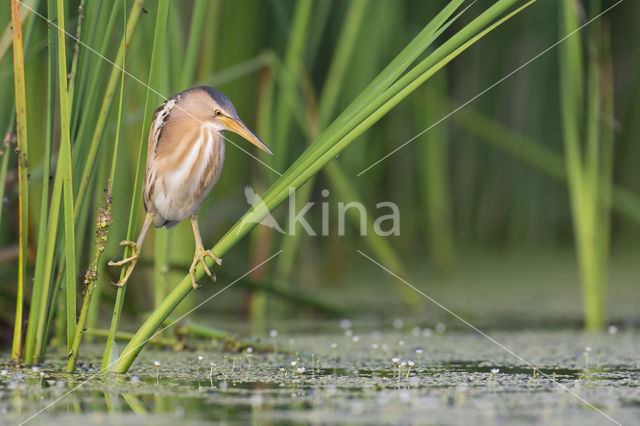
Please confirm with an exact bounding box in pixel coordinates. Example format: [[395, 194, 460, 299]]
[[189, 247, 222, 289], [107, 240, 139, 286]]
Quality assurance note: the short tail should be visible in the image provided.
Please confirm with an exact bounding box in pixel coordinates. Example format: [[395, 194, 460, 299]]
[[154, 214, 179, 229]]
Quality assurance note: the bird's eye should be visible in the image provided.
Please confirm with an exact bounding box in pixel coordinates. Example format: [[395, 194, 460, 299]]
[[215, 109, 222, 117]]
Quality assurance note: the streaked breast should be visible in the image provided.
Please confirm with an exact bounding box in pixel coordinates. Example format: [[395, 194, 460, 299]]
[[145, 124, 225, 223]]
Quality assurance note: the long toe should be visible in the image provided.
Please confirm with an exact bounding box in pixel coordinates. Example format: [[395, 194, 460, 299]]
[[189, 260, 201, 289], [202, 261, 213, 278], [204, 250, 222, 266], [107, 254, 137, 267], [190, 271, 200, 289]]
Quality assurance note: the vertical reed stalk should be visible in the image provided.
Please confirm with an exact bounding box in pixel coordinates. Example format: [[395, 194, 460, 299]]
[[10, 0, 30, 364], [32, 0, 143, 364], [65, 191, 112, 372], [55, 0, 78, 351], [271, 0, 314, 171], [102, 0, 170, 370], [74, 0, 144, 218], [67, 0, 85, 106], [559, 0, 611, 330], [0, 0, 36, 64], [0, 111, 16, 234], [249, 0, 314, 326], [179, 0, 208, 90], [66, 0, 129, 372], [598, 21, 614, 292], [418, 80, 455, 279], [24, 0, 56, 361]]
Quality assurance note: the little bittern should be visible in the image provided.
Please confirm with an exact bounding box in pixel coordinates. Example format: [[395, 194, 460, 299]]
[[109, 86, 272, 288]]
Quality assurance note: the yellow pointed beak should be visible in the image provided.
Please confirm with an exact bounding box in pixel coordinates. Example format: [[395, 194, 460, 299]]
[[222, 116, 273, 155]]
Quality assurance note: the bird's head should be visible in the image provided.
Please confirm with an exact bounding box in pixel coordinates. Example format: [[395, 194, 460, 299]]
[[194, 86, 272, 155]]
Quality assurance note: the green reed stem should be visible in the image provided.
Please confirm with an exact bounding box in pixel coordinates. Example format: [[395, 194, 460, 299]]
[[249, 0, 315, 327], [417, 79, 455, 279], [24, 0, 56, 362], [559, 0, 608, 330], [74, 0, 144, 219], [71, 0, 119, 140], [179, 0, 208, 89], [55, 0, 79, 352], [6, 0, 39, 363], [66, 0, 129, 373], [102, 0, 170, 370], [10, 0, 30, 364], [0, 0, 36, 64], [0, 110, 16, 236], [271, 0, 314, 172], [67, 0, 85, 107]]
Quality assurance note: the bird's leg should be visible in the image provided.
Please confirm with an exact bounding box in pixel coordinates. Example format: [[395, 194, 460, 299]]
[[108, 212, 155, 286], [189, 214, 222, 289]]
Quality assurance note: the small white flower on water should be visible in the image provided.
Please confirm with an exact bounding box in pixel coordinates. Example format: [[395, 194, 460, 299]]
[[246, 347, 253, 354], [398, 340, 404, 347], [130, 375, 140, 383], [436, 323, 446, 333], [291, 361, 297, 367], [331, 343, 338, 349], [210, 362, 216, 367], [197, 355, 204, 361], [608, 325, 618, 335], [39, 372, 45, 377], [340, 319, 352, 329], [392, 318, 404, 329], [345, 329, 353, 337], [154, 361, 161, 367], [296, 367, 306, 374], [584, 346, 592, 353], [415, 348, 424, 355], [491, 368, 499, 374], [407, 360, 415, 367], [31, 366, 40, 373], [392, 357, 400, 364], [0, 370, 7, 376], [269, 329, 278, 338], [371, 343, 379, 349], [352, 335, 360, 343], [279, 368, 285, 372], [399, 362, 406, 368]]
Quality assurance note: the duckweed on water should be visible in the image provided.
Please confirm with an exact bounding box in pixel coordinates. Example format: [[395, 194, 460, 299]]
[[0, 329, 639, 425]]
